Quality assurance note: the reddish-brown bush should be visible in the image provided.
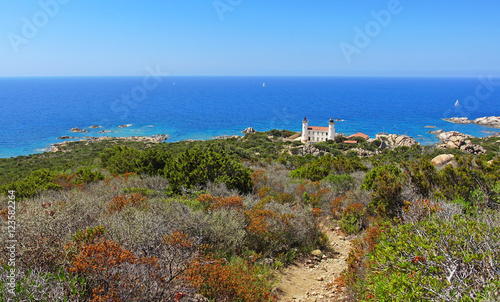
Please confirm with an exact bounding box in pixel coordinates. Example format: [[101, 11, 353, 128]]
[[343, 203, 364, 217], [251, 169, 266, 191], [331, 197, 344, 219], [258, 185, 272, 198], [197, 194, 244, 211], [184, 255, 277, 302], [66, 236, 187, 302], [108, 193, 147, 213], [67, 239, 137, 301]]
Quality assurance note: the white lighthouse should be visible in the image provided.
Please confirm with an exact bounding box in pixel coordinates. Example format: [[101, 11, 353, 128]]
[[300, 117, 338, 143], [328, 118, 336, 140], [301, 117, 309, 143]]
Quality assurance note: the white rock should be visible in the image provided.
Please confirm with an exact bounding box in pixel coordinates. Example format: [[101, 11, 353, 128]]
[[311, 250, 322, 257], [431, 154, 455, 167]]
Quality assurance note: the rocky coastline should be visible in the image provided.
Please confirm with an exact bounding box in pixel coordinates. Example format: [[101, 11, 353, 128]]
[[444, 116, 500, 128], [50, 135, 169, 153], [429, 130, 486, 154], [47, 123, 498, 158]]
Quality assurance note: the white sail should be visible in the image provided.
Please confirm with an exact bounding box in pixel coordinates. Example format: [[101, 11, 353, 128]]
[[455, 99, 459, 106], [262, 82, 266, 87]]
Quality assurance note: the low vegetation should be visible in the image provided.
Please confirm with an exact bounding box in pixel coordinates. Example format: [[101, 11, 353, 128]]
[[0, 131, 499, 301]]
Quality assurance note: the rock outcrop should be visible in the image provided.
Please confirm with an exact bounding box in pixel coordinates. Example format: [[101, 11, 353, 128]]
[[351, 148, 381, 157], [295, 144, 322, 156], [213, 135, 241, 140], [474, 116, 500, 128], [443, 117, 472, 124], [70, 127, 88, 133], [118, 124, 132, 128], [241, 127, 257, 134], [375, 134, 420, 149], [444, 116, 500, 128], [430, 130, 486, 154], [430, 130, 473, 143], [89, 125, 102, 129], [431, 154, 455, 167], [57, 135, 74, 140]]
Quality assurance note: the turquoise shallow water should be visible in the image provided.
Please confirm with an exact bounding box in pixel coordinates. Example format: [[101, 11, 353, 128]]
[[0, 76, 499, 158]]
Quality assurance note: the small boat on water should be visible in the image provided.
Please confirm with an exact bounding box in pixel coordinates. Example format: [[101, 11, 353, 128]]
[[262, 82, 266, 87], [455, 99, 459, 107]]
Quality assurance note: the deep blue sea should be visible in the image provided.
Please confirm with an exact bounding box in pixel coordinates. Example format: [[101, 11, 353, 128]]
[[1, 76, 499, 158]]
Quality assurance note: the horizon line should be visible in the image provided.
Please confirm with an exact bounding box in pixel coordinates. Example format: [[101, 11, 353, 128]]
[[0, 74, 496, 78]]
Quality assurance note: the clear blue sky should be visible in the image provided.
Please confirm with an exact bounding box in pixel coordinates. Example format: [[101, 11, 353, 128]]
[[1, 0, 500, 76]]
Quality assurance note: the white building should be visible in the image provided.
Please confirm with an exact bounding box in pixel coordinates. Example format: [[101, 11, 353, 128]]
[[301, 117, 336, 143]]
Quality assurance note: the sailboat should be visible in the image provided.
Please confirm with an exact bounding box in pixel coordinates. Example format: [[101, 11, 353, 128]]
[[262, 82, 266, 87], [455, 99, 459, 107]]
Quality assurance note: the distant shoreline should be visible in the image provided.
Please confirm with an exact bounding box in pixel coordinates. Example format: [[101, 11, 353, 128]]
[[443, 116, 500, 128], [7, 122, 499, 159], [49, 135, 169, 153]]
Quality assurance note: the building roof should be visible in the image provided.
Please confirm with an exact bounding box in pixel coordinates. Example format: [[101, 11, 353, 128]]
[[347, 132, 369, 140], [343, 140, 358, 144], [308, 126, 329, 131]]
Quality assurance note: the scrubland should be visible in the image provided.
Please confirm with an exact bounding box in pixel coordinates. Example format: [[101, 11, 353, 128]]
[[1, 131, 499, 301]]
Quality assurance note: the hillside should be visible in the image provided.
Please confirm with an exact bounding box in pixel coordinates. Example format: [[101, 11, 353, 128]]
[[1, 131, 499, 301]]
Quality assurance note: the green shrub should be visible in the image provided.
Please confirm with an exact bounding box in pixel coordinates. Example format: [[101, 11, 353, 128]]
[[363, 215, 500, 301], [340, 203, 364, 234], [401, 159, 438, 198], [136, 148, 172, 176], [363, 164, 405, 216], [0, 268, 85, 301], [73, 167, 105, 185], [323, 174, 355, 193], [2, 169, 62, 199], [265, 129, 295, 138], [290, 154, 367, 181], [122, 187, 158, 197], [437, 157, 498, 207], [99, 145, 141, 174], [164, 147, 252, 194]]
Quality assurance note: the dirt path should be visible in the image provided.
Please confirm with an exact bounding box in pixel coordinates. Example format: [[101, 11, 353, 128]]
[[275, 219, 351, 302]]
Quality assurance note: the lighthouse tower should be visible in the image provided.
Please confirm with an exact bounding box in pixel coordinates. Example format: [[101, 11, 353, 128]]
[[328, 118, 336, 140], [302, 117, 309, 142]]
